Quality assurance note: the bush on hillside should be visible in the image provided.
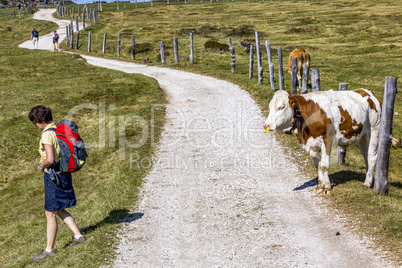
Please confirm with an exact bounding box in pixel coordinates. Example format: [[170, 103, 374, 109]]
[[129, 42, 153, 55], [204, 40, 229, 52]]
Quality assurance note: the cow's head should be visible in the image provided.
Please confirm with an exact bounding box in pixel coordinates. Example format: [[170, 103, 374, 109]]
[[263, 90, 295, 132]]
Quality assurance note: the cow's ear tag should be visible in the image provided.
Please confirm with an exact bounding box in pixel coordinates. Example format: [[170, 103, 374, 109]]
[[290, 100, 296, 108]]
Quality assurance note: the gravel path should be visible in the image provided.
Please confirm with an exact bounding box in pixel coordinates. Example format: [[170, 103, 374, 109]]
[[22, 9, 394, 268]]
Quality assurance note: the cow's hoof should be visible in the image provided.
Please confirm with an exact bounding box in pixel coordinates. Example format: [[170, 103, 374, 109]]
[[323, 189, 331, 195], [316, 188, 331, 195]]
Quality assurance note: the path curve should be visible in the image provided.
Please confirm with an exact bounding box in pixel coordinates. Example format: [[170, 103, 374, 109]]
[[22, 9, 393, 268]]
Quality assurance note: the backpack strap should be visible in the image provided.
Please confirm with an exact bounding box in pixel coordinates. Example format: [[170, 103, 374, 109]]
[[40, 128, 62, 174], [40, 128, 56, 151], [43, 127, 56, 133]]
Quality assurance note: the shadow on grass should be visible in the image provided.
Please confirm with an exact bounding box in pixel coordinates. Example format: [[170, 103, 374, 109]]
[[293, 170, 366, 191], [390, 181, 402, 189], [62, 209, 144, 248], [81, 209, 144, 235]]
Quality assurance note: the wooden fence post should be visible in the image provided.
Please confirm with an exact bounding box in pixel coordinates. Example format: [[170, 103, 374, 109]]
[[70, 30, 74, 48], [117, 0, 119, 11], [70, 22, 74, 48], [94, 8, 97, 24], [311, 68, 321, 92], [265, 40, 275, 90], [82, 10, 85, 30], [102, 33, 107, 54], [374, 76, 398, 196], [88, 32, 91, 52], [249, 45, 254, 79], [89, 8, 92, 27], [255, 32, 263, 84], [78, 6, 80, 19], [72, 7, 74, 18], [278, 47, 284, 90], [228, 38, 235, 73], [75, 16, 79, 32], [291, 57, 297, 95], [337, 82, 349, 165], [301, 63, 310, 94], [117, 34, 121, 57], [190, 33, 194, 64], [339, 82, 349, 91], [66, 25, 69, 45], [75, 32, 79, 49], [173, 37, 179, 63], [131, 36, 135, 60], [160, 41, 165, 63]]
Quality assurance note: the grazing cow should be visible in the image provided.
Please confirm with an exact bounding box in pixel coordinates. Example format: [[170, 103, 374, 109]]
[[263, 89, 381, 194], [287, 48, 310, 89]]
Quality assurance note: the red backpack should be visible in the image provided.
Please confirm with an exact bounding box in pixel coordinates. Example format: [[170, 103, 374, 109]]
[[45, 120, 87, 173]]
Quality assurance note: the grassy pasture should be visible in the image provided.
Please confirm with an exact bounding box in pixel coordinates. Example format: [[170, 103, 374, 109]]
[[62, 0, 402, 264], [0, 13, 166, 267]]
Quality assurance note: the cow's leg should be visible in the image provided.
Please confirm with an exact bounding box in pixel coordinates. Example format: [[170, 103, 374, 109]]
[[316, 144, 331, 194], [357, 134, 369, 171], [313, 155, 323, 189], [298, 75, 302, 90], [297, 60, 303, 89], [313, 156, 320, 169], [363, 126, 380, 188]]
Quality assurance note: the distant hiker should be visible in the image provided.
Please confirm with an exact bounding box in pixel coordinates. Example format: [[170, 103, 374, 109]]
[[29, 106, 86, 263], [31, 28, 39, 49], [52, 30, 59, 51], [18, 3, 21, 9]]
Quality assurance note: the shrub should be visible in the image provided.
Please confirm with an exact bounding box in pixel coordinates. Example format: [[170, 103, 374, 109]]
[[204, 40, 229, 52], [129, 42, 153, 55]]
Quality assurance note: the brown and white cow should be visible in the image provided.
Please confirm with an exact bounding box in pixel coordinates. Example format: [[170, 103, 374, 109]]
[[263, 89, 381, 193], [287, 48, 310, 89]]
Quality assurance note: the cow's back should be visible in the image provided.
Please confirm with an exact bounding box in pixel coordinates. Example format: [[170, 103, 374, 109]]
[[287, 48, 310, 73], [300, 89, 381, 145]]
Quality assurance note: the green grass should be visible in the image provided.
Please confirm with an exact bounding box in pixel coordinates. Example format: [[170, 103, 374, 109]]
[[61, 0, 402, 265], [0, 13, 166, 267]]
